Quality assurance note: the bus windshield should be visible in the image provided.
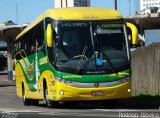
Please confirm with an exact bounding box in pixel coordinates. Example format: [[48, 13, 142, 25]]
[[54, 21, 129, 74]]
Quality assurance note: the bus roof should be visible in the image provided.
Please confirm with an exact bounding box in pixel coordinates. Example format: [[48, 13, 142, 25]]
[[16, 7, 123, 40]]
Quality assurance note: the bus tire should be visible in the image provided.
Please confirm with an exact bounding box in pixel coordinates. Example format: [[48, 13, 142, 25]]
[[102, 99, 117, 109], [44, 86, 57, 108], [22, 84, 31, 106]]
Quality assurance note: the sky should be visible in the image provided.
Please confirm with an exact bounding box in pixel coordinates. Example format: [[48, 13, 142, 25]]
[[0, 0, 135, 25]]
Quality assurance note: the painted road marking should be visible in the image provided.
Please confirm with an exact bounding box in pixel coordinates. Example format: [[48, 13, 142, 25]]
[[93, 109, 160, 112], [0, 109, 42, 112]]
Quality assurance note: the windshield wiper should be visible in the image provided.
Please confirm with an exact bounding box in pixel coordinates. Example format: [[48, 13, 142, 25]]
[[102, 51, 119, 75], [76, 46, 88, 73], [83, 22, 96, 71], [83, 51, 119, 75], [83, 53, 95, 71]]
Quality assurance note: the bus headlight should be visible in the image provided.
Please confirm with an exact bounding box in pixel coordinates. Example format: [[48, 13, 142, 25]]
[[55, 77, 74, 86]]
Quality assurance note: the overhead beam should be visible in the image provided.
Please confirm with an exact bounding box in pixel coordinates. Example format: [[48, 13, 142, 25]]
[[0, 25, 24, 41]]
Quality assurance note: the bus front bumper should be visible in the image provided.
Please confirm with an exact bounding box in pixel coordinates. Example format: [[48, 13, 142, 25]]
[[50, 80, 131, 101]]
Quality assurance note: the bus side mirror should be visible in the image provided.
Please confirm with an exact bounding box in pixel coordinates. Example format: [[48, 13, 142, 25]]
[[46, 24, 54, 47], [126, 22, 138, 47]]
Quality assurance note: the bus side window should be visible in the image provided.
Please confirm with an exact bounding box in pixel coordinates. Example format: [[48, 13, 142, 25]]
[[31, 44, 36, 53], [36, 35, 45, 53], [35, 22, 45, 54], [30, 33, 36, 54]]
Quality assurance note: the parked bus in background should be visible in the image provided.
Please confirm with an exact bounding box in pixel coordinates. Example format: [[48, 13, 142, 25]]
[[15, 7, 132, 108]]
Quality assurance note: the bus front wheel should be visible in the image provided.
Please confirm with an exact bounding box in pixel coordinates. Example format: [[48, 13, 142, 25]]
[[44, 86, 57, 108]]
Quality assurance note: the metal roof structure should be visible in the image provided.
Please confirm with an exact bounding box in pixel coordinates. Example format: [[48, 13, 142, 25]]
[[0, 25, 24, 41], [125, 15, 160, 30]]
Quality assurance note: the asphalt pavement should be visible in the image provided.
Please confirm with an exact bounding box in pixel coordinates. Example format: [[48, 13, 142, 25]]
[[1, 83, 160, 118]]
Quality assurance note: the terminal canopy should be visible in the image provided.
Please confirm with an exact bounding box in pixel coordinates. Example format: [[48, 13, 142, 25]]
[[125, 17, 160, 29], [0, 25, 24, 41]]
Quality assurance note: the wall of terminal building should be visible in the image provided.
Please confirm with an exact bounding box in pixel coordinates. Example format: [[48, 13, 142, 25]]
[[134, 0, 160, 15], [55, 0, 90, 8], [140, 0, 160, 10]]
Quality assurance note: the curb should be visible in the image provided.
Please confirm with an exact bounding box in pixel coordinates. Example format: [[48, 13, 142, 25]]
[[0, 81, 15, 87]]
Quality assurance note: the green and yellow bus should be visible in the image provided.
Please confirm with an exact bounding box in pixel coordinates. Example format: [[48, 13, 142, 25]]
[[15, 7, 132, 108]]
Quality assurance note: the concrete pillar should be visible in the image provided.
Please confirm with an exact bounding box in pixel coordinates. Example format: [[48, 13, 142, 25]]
[[139, 22, 145, 46], [7, 39, 13, 81]]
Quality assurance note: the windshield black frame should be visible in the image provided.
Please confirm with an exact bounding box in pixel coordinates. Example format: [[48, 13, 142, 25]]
[[53, 20, 130, 75]]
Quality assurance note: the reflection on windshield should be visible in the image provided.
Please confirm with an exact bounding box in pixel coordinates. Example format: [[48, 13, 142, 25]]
[[93, 23, 126, 52], [54, 21, 130, 74], [56, 22, 93, 62]]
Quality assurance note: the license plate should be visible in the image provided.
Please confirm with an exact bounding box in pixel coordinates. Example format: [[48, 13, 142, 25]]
[[91, 91, 103, 96]]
